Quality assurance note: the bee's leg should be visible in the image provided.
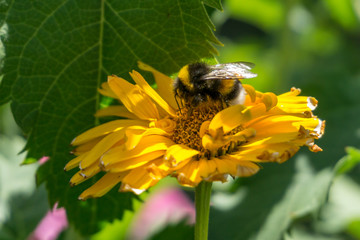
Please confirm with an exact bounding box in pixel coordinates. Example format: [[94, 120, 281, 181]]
[[187, 106, 193, 117], [174, 92, 183, 114], [220, 97, 228, 109], [218, 93, 227, 109]]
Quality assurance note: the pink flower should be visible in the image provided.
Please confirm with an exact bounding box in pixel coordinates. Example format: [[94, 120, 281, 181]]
[[28, 203, 68, 240], [128, 187, 195, 240]]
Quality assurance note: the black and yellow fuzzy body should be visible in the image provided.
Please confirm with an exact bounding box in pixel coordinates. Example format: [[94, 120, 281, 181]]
[[174, 62, 257, 107]]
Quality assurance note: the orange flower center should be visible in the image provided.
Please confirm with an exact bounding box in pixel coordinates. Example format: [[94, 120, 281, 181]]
[[171, 103, 245, 159]]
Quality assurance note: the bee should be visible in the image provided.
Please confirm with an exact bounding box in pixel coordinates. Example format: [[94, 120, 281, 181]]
[[174, 62, 257, 108]]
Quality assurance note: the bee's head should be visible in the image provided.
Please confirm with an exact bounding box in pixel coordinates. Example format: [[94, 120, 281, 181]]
[[187, 62, 209, 82], [176, 63, 209, 90], [177, 65, 191, 87]]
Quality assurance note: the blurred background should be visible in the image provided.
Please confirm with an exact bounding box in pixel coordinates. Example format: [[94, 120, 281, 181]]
[[1, 0, 360, 239]]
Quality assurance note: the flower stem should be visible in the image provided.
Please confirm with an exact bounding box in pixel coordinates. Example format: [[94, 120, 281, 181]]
[[195, 181, 212, 240]]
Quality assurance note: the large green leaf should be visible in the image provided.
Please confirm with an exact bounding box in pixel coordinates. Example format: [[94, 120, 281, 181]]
[[209, 155, 334, 240], [149, 220, 194, 240], [0, 0, 221, 235]]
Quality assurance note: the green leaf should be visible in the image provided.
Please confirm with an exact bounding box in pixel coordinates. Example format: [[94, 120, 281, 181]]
[[311, 175, 360, 238], [203, 0, 223, 11], [323, 0, 360, 31], [209, 155, 335, 240], [0, 0, 221, 235], [348, 219, 360, 239], [335, 147, 360, 176], [149, 220, 194, 240], [225, 0, 284, 31], [284, 225, 343, 240], [0, 133, 49, 240]]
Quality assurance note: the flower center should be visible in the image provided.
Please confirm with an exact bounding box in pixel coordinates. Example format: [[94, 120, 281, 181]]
[[171, 103, 244, 159]]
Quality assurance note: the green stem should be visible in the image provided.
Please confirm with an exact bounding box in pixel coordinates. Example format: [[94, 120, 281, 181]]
[[195, 181, 212, 240]]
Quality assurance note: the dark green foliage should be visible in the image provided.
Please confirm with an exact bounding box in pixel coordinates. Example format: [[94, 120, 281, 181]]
[[0, 0, 221, 235]]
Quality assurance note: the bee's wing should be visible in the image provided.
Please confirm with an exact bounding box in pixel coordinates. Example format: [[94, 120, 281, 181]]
[[201, 62, 257, 80]]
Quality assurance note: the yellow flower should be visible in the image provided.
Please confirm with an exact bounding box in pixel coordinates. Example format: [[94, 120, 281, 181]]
[[65, 62, 325, 199]]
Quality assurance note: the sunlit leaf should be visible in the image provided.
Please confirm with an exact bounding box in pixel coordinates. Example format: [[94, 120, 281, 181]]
[[335, 147, 360, 176], [149, 220, 194, 240], [209, 155, 334, 240], [0, 0, 221, 235]]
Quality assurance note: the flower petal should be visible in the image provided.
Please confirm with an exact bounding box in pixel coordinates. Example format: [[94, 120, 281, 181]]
[[79, 130, 126, 169], [175, 160, 201, 187], [108, 75, 160, 120], [70, 162, 101, 186], [261, 92, 278, 111], [216, 157, 260, 177], [165, 144, 199, 167], [72, 119, 146, 146], [98, 82, 117, 98], [130, 70, 176, 117], [146, 160, 172, 180], [64, 154, 87, 171], [119, 164, 160, 194], [100, 135, 174, 167], [243, 84, 256, 103], [79, 172, 126, 200], [125, 126, 170, 150], [229, 142, 300, 163], [245, 115, 321, 137], [95, 105, 138, 119], [138, 61, 177, 109], [72, 138, 103, 156], [105, 151, 165, 172], [209, 104, 266, 134]]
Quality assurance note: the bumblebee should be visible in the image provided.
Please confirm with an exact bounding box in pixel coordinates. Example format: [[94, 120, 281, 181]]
[[174, 62, 257, 107]]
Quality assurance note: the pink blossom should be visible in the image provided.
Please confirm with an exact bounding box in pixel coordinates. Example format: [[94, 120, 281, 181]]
[[28, 203, 68, 240], [128, 187, 195, 240]]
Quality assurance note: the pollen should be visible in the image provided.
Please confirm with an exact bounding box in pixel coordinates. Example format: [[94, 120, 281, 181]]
[[171, 102, 244, 159]]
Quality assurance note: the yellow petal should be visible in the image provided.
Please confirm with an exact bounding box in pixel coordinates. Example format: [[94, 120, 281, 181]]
[[120, 166, 159, 194], [198, 158, 218, 179], [95, 105, 138, 119], [216, 157, 260, 177], [261, 92, 278, 111], [64, 153, 87, 171], [69, 171, 88, 186], [72, 137, 103, 155], [175, 158, 227, 186], [202, 130, 229, 153], [175, 160, 201, 187], [243, 84, 256, 103], [230, 142, 300, 163], [79, 172, 126, 200], [245, 115, 320, 136], [209, 104, 265, 134], [100, 135, 174, 167], [98, 82, 117, 98], [69, 162, 101, 186], [138, 61, 178, 109], [72, 119, 146, 146], [279, 87, 301, 97], [165, 144, 199, 167], [108, 75, 160, 120], [79, 130, 126, 169], [147, 159, 171, 180], [274, 95, 318, 114], [130, 70, 176, 117], [125, 126, 169, 150], [244, 133, 299, 147], [150, 118, 176, 134], [209, 104, 247, 134], [105, 151, 165, 172]]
